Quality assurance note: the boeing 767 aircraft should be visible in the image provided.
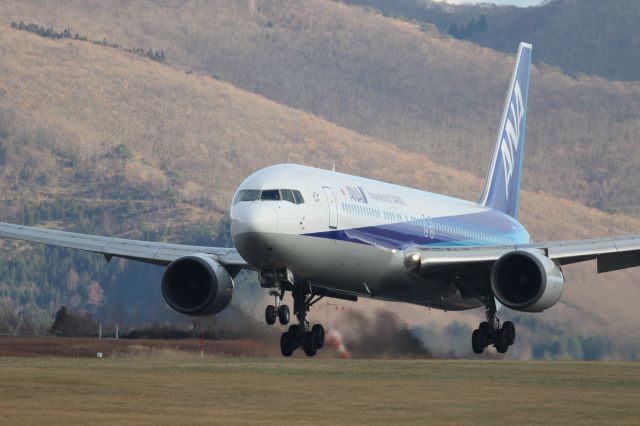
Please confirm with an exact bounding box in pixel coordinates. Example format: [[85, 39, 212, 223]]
[[1, 43, 639, 356]]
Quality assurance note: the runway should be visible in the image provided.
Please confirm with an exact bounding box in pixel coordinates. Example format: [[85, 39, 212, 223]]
[[0, 352, 637, 425]]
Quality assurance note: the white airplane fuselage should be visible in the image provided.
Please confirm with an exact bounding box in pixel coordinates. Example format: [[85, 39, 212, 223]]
[[230, 163, 531, 311]]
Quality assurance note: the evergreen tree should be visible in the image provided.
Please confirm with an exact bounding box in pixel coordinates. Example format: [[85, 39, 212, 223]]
[[477, 15, 488, 32], [447, 22, 459, 39], [50, 306, 67, 335]]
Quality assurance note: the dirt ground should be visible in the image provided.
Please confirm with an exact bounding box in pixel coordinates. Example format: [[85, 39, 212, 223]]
[[0, 336, 277, 358]]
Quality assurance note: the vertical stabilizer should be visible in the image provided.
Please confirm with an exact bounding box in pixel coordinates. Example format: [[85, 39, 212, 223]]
[[479, 43, 532, 219]]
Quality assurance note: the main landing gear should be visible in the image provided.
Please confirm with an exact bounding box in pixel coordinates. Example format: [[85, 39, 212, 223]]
[[472, 300, 516, 354], [263, 280, 325, 357]]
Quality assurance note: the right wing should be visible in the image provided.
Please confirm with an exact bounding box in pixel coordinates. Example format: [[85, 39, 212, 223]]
[[409, 234, 640, 274], [535, 234, 640, 273], [0, 222, 249, 268]]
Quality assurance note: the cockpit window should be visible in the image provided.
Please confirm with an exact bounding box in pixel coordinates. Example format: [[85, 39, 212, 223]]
[[292, 190, 304, 204], [260, 189, 281, 201], [242, 190, 261, 201], [281, 189, 295, 203], [235, 189, 304, 204], [233, 190, 246, 205]]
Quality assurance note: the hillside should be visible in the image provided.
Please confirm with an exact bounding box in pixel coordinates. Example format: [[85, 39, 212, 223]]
[[344, 0, 640, 81], [467, 0, 640, 82], [1, 0, 639, 217], [1, 26, 640, 356]]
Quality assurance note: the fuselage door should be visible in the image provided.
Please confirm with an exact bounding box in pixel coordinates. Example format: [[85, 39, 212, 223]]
[[322, 186, 338, 229]]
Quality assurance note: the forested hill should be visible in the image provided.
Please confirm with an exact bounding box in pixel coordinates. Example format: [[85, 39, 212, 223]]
[[344, 0, 640, 82], [2, 0, 640, 216]]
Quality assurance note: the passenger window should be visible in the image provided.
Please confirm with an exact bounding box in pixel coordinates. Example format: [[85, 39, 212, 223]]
[[282, 189, 295, 204], [242, 190, 260, 201], [233, 190, 246, 205], [261, 190, 281, 201], [292, 190, 304, 204]]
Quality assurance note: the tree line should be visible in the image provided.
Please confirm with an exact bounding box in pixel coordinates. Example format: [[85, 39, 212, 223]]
[[447, 15, 488, 40], [11, 20, 166, 63]]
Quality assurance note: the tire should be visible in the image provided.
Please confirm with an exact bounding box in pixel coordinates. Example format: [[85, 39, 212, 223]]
[[280, 332, 294, 357], [265, 305, 277, 325], [494, 329, 509, 354], [311, 324, 325, 349], [502, 321, 516, 346], [278, 305, 290, 325], [472, 329, 484, 354], [303, 332, 317, 357], [288, 324, 300, 337], [479, 321, 492, 337]]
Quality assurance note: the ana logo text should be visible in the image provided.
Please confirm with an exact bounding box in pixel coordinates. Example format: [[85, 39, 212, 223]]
[[499, 80, 525, 197], [343, 186, 368, 204]]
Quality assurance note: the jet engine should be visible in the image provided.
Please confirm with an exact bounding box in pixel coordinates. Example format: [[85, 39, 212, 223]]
[[490, 250, 564, 312], [161, 254, 234, 316]]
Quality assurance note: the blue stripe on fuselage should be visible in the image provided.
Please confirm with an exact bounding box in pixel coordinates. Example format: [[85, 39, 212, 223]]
[[303, 210, 529, 250]]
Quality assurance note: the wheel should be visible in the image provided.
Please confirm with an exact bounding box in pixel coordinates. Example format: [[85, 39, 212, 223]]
[[265, 305, 277, 325], [278, 305, 290, 325], [472, 329, 484, 354], [502, 321, 516, 346], [479, 321, 492, 337], [288, 324, 300, 337], [280, 332, 294, 357], [303, 332, 317, 357], [311, 324, 325, 349], [494, 329, 509, 354]]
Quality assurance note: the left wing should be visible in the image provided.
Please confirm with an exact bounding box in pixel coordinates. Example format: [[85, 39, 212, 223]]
[[0, 222, 249, 268], [408, 234, 640, 274]]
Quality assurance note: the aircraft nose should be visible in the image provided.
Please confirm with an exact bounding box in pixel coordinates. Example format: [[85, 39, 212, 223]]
[[231, 202, 279, 237], [231, 202, 279, 268]]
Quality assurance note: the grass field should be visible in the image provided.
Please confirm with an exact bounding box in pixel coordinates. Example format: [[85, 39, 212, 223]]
[[0, 354, 638, 425]]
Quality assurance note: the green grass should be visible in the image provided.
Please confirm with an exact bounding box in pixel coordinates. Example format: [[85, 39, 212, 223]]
[[0, 357, 638, 425]]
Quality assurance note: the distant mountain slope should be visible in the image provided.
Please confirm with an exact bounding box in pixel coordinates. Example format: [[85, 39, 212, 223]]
[[471, 0, 640, 82], [344, 0, 640, 81], [1, 27, 640, 345], [2, 0, 639, 216]]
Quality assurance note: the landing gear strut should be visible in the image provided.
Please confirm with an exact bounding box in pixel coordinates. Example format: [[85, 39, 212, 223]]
[[279, 284, 325, 357], [472, 299, 516, 354]]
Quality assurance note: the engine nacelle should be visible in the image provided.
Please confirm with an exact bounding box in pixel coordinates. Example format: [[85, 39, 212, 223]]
[[161, 254, 234, 316], [490, 249, 564, 312]]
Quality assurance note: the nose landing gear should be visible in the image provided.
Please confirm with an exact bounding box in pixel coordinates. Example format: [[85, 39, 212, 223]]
[[264, 288, 290, 325], [262, 269, 326, 357]]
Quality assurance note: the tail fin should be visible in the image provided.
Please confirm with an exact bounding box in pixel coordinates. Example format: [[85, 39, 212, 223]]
[[479, 42, 532, 219]]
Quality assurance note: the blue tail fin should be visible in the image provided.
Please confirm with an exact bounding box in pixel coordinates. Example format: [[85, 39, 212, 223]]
[[479, 42, 532, 219]]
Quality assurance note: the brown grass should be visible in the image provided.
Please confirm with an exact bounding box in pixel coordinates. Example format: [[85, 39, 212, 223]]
[[0, 336, 276, 358], [0, 355, 638, 425]]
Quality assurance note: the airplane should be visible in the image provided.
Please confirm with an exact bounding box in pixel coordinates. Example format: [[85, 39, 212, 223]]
[[1, 42, 639, 357]]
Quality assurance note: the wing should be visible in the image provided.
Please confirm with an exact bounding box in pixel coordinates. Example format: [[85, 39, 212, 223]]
[[408, 234, 640, 274], [0, 222, 249, 268]]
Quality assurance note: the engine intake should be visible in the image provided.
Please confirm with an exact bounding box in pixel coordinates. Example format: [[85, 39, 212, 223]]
[[161, 254, 234, 316], [490, 250, 564, 312]]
